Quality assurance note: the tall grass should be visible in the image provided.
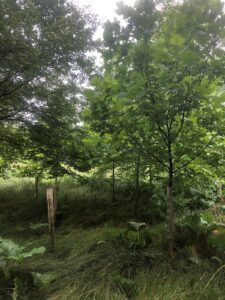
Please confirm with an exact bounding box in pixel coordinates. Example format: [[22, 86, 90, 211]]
[[19, 226, 225, 300], [0, 176, 163, 227], [1, 191, 225, 300], [0, 177, 47, 224]]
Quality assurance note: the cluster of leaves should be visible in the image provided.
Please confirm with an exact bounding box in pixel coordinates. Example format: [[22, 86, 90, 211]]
[[1, 0, 225, 257], [0, 237, 45, 280], [84, 0, 225, 253], [0, 0, 98, 180]]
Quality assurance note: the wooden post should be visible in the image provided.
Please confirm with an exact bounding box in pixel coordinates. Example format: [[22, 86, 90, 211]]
[[46, 188, 55, 250]]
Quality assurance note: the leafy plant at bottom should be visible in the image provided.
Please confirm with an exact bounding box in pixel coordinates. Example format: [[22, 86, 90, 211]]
[[31, 272, 57, 288], [120, 222, 149, 250], [0, 237, 45, 279]]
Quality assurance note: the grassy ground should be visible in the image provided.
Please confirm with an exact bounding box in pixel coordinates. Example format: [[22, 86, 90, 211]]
[[1, 221, 225, 300], [1, 178, 225, 299]]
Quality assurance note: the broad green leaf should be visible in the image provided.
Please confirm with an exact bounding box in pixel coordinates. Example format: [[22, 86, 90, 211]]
[[169, 33, 185, 46], [127, 222, 147, 232]]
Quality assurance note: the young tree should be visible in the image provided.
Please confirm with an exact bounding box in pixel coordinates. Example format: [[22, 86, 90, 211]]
[[84, 86, 145, 211], [87, 0, 225, 256]]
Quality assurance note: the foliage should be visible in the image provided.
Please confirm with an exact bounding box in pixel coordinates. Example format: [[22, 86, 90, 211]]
[[86, 0, 225, 254], [0, 238, 45, 262], [127, 222, 147, 232], [2, 0, 225, 297], [0, 0, 96, 123], [32, 272, 57, 288], [0, 0, 97, 177], [119, 222, 150, 250], [0, 222, 225, 300], [0, 236, 45, 282]]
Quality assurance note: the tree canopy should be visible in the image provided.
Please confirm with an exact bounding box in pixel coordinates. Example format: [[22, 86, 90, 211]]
[[86, 0, 225, 255], [1, 0, 225, 257]]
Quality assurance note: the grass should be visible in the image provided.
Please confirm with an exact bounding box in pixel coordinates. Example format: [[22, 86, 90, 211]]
[[0, 176, 166, 227], [1, 221, 225, 300], [1, 177, 225, 299]]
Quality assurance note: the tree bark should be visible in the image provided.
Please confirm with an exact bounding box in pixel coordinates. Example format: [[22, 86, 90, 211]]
[[148, 165, 153, 186], [34, 177, 39, 201], [112, 161, 115, 202], [216, 181, 224, 203], [134, 155, 140, 219], [167, 144, 175, 258]]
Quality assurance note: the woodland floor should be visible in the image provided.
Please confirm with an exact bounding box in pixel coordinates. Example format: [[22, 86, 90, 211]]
[[1, 220, 225, 300], [1, 178, 225, 299]]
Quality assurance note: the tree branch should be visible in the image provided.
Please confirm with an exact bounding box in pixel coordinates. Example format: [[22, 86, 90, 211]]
[[174, 133, 218, 173]]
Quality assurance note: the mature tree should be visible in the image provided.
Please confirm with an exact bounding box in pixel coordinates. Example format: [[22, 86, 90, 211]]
[[25, 82, 92, 174], [0, 0, 96, 123], [0, 0, 97, 177], [10, 80, 94, 205]]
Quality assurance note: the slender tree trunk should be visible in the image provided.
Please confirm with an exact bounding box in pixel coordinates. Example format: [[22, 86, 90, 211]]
[[167, 143, 175, 258], [134, 155, 140, 219], [34, 177, 39, 201], [54, 177, 59, 214], [217, 181, 224, 203], [112, 161, 115, 202], [148, 165, 153, 186]]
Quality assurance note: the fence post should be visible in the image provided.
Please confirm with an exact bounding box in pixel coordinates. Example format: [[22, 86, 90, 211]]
[[46, 188, 55, 250]]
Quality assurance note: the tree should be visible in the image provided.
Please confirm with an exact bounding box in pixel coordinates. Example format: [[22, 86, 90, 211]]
[[0, 0, 97, 177], [84, 83, 146, 212], [87, 0, 225, 256], [0, 125, 25, 177], [11, 79, 94, 209], [0, 0, 96, 123], [25, 82, 92, 176]]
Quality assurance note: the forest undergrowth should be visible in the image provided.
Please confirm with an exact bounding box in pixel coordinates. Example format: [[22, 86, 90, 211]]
[[1, 178, 225, 299]]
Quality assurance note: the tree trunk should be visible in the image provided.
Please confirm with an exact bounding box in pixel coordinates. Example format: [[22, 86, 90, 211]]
[[216, 181, 224, 203], [167, 144, 175, 258], [134, 155, 140, 219], [34, 177, 39, 201], [112, 161, 115, 202], [148, 165, 153, 186], [54, 177, 59, 214]]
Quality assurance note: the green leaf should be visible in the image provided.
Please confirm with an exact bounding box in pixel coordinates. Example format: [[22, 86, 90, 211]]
[[30, 223, 48, 230], [0, 237, 45, 262], [22, 247, 46, 258], [169, 33, 185, 46], [127, 222, 147, 232], [32, 272, 57, 287], [188, 256, 199, 264]]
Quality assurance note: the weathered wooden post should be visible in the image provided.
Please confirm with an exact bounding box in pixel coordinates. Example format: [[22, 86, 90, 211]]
[[46, 188, 56, 250]]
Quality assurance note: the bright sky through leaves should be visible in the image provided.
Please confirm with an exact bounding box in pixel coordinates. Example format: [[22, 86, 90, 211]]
[[76, 0, 135, 64], [77, 0, 136, 21]]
